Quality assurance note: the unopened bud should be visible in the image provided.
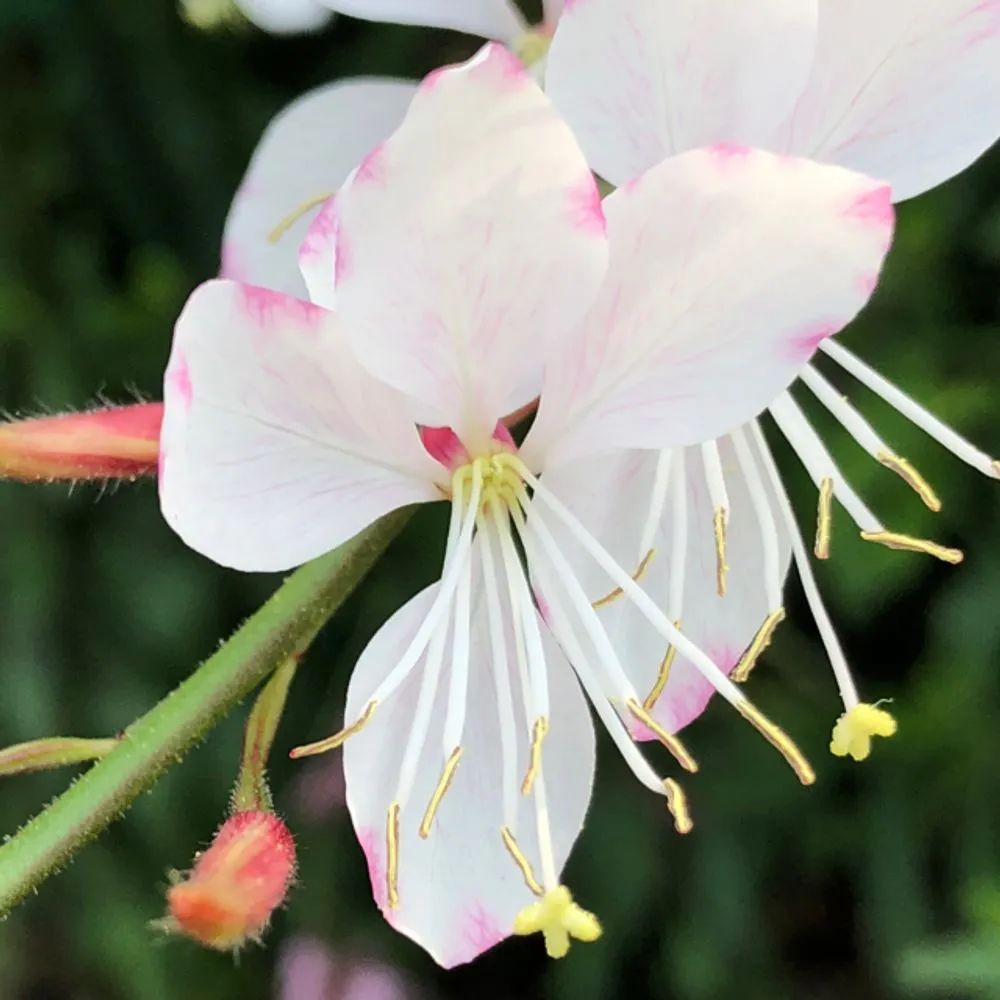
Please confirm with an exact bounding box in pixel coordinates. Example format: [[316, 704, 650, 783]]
[[165, 810, 296, 951], [0, 403, 162, 482]]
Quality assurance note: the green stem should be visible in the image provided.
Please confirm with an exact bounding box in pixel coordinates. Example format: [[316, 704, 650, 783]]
[[0, 508, 411, 915]]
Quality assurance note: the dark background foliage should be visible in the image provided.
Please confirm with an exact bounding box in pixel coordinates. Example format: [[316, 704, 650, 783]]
[[1, 2, 999, 997]]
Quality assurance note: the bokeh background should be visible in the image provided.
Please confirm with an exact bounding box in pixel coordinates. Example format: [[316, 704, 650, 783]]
[[2, 2, 1000, 998]]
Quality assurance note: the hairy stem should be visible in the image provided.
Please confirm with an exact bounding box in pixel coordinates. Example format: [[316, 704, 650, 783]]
[[0, 509, 411, 915]]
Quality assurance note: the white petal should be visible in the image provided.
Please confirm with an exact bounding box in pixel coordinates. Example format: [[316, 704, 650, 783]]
[[343, 575, 595, 968], [320, 0, 525, 41], [159, 280, 440, 572], [222, 79, 418, 301], [780, 0, 1000, 201], [332, 43, 609, 445], [523, 147, 893, 469], [236, 0, 332, 32], [537, 445, 791, 734], [546, 0, 818, 186]]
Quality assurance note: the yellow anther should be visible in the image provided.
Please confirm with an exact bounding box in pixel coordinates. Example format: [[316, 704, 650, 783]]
[[814, 477, 834, 559], [877, 452, 942, 512], [289, 700, 377, 759], [735, 701, 815, 786], [267, 192, 333, 244], [419, 746, 463, 838], [663, 778, 693, 835], [732, 609, 786, 684], [521, 717, 549, 796], [592, 549, 656, 610], [992, 459, 1000, 478], [500, 827, 544, 897], [860, 531, 963, 565], [513, 885, 602, 959], [386, 801, 400, 910], [713, 508, 729, 596], [830, 703, 897, 762], [626, 699, 698, 773], [643, 623, 681, 712]]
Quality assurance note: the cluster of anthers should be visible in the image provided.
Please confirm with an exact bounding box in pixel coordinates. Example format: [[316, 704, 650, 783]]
[[292, 447, 837, 956]]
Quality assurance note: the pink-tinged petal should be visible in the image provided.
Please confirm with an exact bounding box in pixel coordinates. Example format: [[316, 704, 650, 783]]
[[779, 0, 1000, 200], [222, 79, 418, 301], [159, 279, 440, 572], [546, 0, 818, 186], [235, 0, 332, 32], [523, 147, 893, 467], [537, 442, 791, 735], [343, 571, 595, 968], [319, 0, 526, 42], [333, 43, 609, 447]]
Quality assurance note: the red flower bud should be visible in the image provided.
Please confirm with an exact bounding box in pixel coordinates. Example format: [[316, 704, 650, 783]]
[[165, 810, 296, 951], [0, 403, 162, 482]]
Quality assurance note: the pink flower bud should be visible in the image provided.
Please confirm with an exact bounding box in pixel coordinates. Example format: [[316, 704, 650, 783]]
[[0, 403, 162, 482], [165, 810, 296, 951]]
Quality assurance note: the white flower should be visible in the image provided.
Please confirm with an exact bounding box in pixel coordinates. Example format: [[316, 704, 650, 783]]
[[160, 47, 892, 963], [543, 0, 1000, 750]]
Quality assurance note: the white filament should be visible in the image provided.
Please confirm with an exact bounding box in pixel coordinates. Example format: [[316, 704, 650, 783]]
[[822, 339, 999, 478], [730, 427, 783, 610], [668, 449, 688, 623], [517, 465, 748, 711], [701, 439, 731, 522], [638, 448, 673, 562], [477, 517, 520, 830], [769, 391, 882, 532], [440, 540, 472, 755], [801, 363, 895, 461], [749, 421, 860, 709]]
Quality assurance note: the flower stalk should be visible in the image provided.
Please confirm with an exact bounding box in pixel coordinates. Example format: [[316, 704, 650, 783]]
[[0, 507, 410, 916]]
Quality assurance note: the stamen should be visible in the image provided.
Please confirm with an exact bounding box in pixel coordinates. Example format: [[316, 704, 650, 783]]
[[877, 453, 942, 512], [501, 826, 544, 896], [637, 449, 673, 562], [626, 699, 698, 774], [770, 392, 881, 532], [750, 421, 861, 710], [592, 548, 655, 609], [731, 609, 786, 684], [521, 716, 549, 796], [513, 885, 602, 959], [713, 507, 729, 597], [509, 503, 666, 797], [663, 778, 693, 834], [735, 702, 815, 785], [815, 477, 834, 559], [267, 191, 333, 244], [702, 441, 730, 597], [730, 427, 783, 610], [386, 801, 400, 910], [801, 364, 942, 511], [289, 700, 376, 759], [830, 703, 898, 761], [478, 518, 520, 828], [507, 457, 811, 780], [642, 627, 679, 712], [418, 746, 463, 839], [821, 339, 1000, 480], [860, 531, 963, 565], [668, 450, 688, 622]]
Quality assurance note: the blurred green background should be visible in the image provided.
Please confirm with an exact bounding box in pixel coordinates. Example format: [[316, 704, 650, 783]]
[[1, 2, 999, 998]]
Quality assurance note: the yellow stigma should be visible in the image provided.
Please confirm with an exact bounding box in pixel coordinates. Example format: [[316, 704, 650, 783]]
[[830, 703, 898, 762], [513, 886, 602, 959]]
